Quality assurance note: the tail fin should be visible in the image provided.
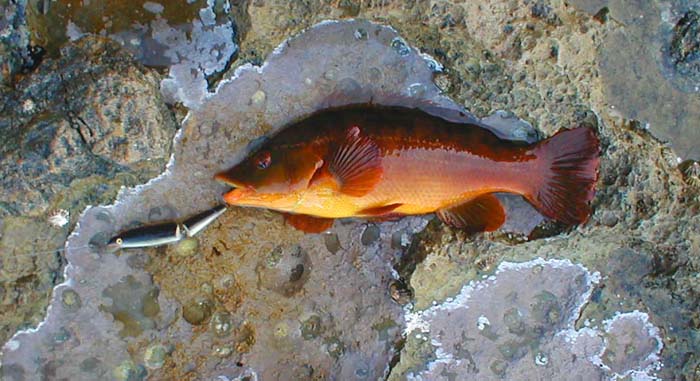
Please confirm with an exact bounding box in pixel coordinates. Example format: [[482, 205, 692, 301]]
[[527, 127, 600, 225]]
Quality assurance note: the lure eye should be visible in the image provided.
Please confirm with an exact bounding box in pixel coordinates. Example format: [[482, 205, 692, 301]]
[[256, 152, 271, 170]]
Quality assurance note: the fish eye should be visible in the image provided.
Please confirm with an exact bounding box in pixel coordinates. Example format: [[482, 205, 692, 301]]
[[116, 238, 123, 245], [256, 152, 271, 170]]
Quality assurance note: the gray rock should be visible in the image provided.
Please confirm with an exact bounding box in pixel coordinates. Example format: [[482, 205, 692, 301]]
[[0, 38, 177, 216], [0, 36, 176, 344], [2, 0, 698, 379], [1, 36, 176, 217], [670, 10, 700, 77], [0, 0, 31, 88], [395, 259, 662, 380]]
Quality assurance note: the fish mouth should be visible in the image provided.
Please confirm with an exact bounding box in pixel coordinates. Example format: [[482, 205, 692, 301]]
[[215, 172, 256, 203], [214, 172, 246, 188]]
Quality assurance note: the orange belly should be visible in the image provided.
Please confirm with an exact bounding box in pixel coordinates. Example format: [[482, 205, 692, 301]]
[[291, 146, 535, 218]]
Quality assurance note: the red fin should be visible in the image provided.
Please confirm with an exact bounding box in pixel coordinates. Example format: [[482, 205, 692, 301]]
[[283, 213, 334, 233], [369, 213, 405, 223], [329, 126, 383, 197], [358, 203, 403, 216], [527, 127, 600, 225], [436, 194, 506, 232]]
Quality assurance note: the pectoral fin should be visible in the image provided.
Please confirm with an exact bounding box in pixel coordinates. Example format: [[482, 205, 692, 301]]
[[328, 126, 383, 197], [283, 213, 335, 233], [436, 194, 505, 232]]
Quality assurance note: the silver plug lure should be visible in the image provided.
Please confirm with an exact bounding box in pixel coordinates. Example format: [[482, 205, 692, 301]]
[[106, 205, 227, 251]]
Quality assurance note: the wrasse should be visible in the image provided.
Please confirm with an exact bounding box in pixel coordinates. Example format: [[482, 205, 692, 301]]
[[215, 104, 599, 233]]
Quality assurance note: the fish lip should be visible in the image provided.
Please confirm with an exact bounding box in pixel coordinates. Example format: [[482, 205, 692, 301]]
[[215, 172, 257, 203], [223, 187, 255, 204]]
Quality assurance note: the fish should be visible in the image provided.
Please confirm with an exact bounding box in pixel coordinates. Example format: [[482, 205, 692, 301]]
[[215, 104, 600, 233]]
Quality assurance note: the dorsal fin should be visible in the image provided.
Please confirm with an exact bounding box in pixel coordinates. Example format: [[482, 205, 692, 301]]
[[328, 126, 383, 197], [436, 194, 505, 233]]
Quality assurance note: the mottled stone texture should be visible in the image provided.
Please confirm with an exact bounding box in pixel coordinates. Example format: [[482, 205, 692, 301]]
[[670, 10, 700, 77], [1, 37, 176, 217], [1, 0, 699, 379], [0, 20, 451, 380], [0, 0, 31, 88], [393, 259, 661, 380], [568, 0, 700, 159], [0, 36, 176, 344]]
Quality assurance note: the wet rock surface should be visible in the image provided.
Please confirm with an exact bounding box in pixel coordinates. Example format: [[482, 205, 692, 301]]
[[1, 19, 447, 380], [1, 0, 699, 380], [25, 0, 242, 109]]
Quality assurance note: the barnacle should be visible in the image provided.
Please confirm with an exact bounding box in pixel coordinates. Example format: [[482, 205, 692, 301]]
[[47, 209, 70, 228]]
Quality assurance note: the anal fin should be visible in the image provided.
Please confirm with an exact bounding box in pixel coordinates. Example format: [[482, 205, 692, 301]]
[[436, 194, 505, 232], [357, 203, 402, 216], [283, 213, 335, 233], [368, 213, 405, 223]]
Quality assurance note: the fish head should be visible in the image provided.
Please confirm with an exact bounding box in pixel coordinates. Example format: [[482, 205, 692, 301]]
[[215, 143, 324, 210]]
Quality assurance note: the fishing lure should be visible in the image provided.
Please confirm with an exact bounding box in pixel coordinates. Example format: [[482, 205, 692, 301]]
[[106, 205, 226, 251]]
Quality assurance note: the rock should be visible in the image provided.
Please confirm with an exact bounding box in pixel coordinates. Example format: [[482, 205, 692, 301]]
[[0, 20, 438, 380], [24, 0, 240, 109], [595, 1, 700, 159], [1, 36, 176, 218], [393, 259, 662, 380], [0, 0, 32, 88], [670, 10, 700, 77], [2, 0, 699, 380], [530, 1, 562, 26], [99, 275, 160, 337], [0, 36, 176, 344]]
